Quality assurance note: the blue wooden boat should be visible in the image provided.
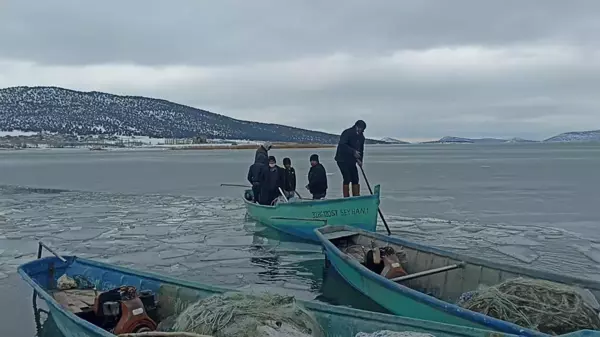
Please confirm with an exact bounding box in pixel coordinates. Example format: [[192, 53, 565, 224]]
[[18, 242, 525, 337], [315, 226, 600, 337], [243, 185, 381, 242]]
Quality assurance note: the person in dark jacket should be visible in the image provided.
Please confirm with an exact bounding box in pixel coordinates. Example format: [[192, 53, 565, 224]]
[[247, 141, 272, 204], [306, 154, 327, 200], [254, 141, 272, 166], [281, 157, 297, 199], [334, 120, 366, 197], [247, 162, 266, 204], [263, 155, 283, 204]]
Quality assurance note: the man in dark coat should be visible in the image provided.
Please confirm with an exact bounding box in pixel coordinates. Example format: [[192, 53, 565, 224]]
[[281, 157, 297, 199], [254, 141, 272, 165], [306, 154, 327, 200], [334, 120, 366, 197], [247, 142, 273, 204], [263, 156, 283, 204]]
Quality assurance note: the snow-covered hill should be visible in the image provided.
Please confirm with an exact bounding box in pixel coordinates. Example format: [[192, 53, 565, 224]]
[[544, 130, 600, 143], [0, 86, 383, 144]]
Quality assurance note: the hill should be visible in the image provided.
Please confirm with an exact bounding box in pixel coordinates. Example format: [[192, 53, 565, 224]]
[[422, 136, 538, 144], [544, 130, 600, 143], [379, 137, 411, 144], [0, 86, 384, 144]]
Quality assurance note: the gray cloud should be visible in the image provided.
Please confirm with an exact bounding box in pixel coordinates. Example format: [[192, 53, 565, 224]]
[[1, 0, 599, 140]]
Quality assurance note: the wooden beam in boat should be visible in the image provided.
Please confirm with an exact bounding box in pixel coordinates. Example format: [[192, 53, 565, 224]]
[[391, 262, 466, 283]]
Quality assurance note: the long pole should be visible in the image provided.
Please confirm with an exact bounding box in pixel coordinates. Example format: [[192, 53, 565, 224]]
[[358, 164, 392, 235]]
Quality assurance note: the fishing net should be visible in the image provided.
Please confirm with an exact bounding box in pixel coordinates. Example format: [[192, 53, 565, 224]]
[[458, 277, 600, 335], [166, 292, 324, 337], [356, 331, 435, 337]]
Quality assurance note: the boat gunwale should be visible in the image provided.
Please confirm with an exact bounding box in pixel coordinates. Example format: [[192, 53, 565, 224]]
[[242, 184, 382, 210], [17, 255, 522, 337], [315, 225, 550, 337]]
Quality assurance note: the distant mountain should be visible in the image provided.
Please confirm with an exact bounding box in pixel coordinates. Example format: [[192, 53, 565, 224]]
[[0, 86, 385, 144], [422, 136, 537, 144], [379, 137, 411, 144], [544, 130, 600, 143]]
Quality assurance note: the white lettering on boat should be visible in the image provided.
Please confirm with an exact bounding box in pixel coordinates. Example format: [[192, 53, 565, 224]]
[[312, 207, 368, 218]]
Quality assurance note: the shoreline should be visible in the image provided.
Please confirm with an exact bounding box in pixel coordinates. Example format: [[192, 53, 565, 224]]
[[168, 143, 335, 150]]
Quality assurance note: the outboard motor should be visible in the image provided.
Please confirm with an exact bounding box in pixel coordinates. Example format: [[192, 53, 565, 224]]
[[92, 286, 157, 334]]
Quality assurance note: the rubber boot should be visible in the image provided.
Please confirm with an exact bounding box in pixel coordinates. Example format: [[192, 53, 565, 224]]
[[352, 184, 360, 196], [342, 184, 350, 198]]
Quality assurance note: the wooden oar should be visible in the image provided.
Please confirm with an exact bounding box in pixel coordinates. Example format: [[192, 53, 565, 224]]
[[220, 183, 251, 188], [358, 164, 392, 235]]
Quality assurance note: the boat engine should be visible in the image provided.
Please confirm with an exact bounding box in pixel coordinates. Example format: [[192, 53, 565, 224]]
[[92, 286, 157, 334]]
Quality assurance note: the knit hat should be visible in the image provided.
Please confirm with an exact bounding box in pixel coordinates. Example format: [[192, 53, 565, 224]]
[[283, 157, 291, 165], [355, 120, 366, 129], [268, 156, 276, 163], [262, 141, 272, 150], [310, 154, 319, 162]]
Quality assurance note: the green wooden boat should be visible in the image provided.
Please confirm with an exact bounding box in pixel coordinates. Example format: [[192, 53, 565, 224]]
[[315, 225, 600, 337], [19, 242, 528, 337], [243, 185, 381, 242]]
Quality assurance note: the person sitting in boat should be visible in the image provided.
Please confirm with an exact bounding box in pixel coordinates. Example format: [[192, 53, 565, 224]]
[[306, 154, 327, 200], [282, 157, 297, 199], [334, 120, 366, 198], [264, 156, 284, 204]]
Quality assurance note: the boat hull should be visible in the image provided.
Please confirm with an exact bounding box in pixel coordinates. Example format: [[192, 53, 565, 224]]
[[244, 185, 381, 242], [315, 226, 600, 337], [20, 255, 525, 337]]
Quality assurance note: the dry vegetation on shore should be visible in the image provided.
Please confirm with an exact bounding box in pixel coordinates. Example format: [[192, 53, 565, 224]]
[[170, 143, 334, 151]]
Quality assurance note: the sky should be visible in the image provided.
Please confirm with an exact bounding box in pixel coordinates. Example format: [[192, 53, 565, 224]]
[[1, 1, 599, 141]]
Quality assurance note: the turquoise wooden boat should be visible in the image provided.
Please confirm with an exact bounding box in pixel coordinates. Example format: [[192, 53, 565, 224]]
[[243, 184, 381, 242], [18, 243, 527, 337], [315, 226, 600, 337]]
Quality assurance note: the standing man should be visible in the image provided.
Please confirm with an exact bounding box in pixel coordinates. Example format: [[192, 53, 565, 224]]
[[281, 157, 297, 199], [247, 141, 272, 203], [255, 141, 272, 165], [334, 120, 366, 197]]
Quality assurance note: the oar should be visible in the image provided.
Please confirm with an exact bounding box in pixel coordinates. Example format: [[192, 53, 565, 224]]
[[220, 183, 250, 188], [358, 164, 392, 236], [278, 187, 289, 202]]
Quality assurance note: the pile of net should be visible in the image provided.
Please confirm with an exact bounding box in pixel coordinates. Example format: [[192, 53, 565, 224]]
[[165, 292, 324, 337], [355, 331, 435, 337], [457, 277, 600, 335]]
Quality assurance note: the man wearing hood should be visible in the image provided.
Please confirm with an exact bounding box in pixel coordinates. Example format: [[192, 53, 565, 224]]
[[247, 142, 272, 204], [334, 120, 366, 197], [254, 141, 271, 165]]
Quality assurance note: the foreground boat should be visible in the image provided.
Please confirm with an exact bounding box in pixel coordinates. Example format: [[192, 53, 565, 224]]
[[243, 184, 381, 242], [315, 226, 600, 337], [19, 244, 526, 337]]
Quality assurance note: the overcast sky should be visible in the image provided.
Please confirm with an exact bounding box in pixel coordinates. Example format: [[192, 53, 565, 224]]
[[1, 0, 599, 141]]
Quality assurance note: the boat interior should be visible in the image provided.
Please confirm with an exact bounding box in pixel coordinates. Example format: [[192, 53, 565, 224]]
[[324, 229, 600, 305]]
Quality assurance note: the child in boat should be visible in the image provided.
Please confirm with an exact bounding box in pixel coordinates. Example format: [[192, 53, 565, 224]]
[[282, 157, 297, 199], [306, 154, 327, 200]]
